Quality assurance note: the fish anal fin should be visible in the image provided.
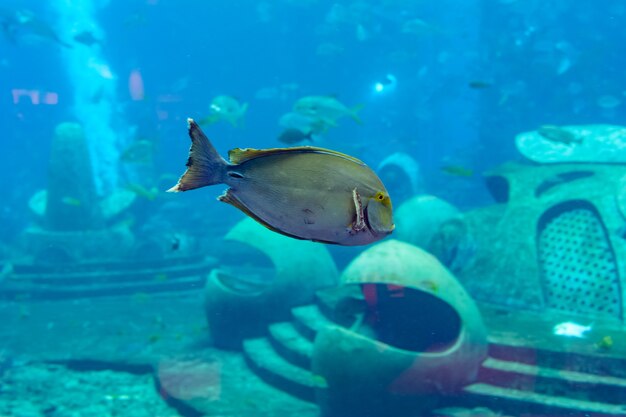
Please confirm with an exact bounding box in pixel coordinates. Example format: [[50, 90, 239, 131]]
[[218, 189, 307, 240], [218, 190, 338, 244]]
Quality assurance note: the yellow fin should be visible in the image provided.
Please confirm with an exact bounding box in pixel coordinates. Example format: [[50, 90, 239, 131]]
[[228, 146, 366, 166]]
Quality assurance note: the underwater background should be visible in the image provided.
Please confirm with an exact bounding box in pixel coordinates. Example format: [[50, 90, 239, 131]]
[[2, 0, 626, 416]]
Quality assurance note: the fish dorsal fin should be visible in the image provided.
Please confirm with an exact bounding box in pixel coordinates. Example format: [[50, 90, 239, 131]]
[[228, 146, 366, 166]]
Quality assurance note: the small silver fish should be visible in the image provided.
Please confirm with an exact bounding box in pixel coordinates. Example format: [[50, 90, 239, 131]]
[[168, 119, 394, 246]]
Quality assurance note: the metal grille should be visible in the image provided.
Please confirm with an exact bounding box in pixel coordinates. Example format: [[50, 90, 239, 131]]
[[538, 208, 622, 319]]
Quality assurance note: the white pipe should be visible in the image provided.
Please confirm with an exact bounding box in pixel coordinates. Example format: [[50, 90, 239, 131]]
[[52, 0, 124, 196]]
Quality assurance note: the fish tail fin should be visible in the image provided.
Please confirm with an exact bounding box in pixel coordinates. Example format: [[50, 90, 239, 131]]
[[350, 103, 365, 124], [167, 118, 227, 192]]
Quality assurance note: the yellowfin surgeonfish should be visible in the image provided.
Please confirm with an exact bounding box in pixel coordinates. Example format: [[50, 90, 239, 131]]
[[168, 119, 394, 246]]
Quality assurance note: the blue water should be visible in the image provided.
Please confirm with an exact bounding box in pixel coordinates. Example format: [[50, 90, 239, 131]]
[[1, 1, 626, 416]]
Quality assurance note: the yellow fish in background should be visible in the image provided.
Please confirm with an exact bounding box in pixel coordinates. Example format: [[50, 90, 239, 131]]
[[126, 183, 159, 201], [168, 119, 394, 246], [294, 95, 363, 126], [120, 139, 155, 164], [61, 196, 82, 206], [310, 374, 328, 389], [595, 335, 613, 351], [440, 164, 474, 177], [200, 95, 248, 127]]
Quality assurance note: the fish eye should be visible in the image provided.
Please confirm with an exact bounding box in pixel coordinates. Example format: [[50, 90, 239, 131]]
[[376, 192, 385, 201]]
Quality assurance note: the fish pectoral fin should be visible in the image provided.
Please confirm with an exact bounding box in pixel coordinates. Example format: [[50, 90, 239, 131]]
[[348, 188, 366, 234]]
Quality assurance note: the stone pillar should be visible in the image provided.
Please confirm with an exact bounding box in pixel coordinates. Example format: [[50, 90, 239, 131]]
[[45, 122, 102, 231]]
